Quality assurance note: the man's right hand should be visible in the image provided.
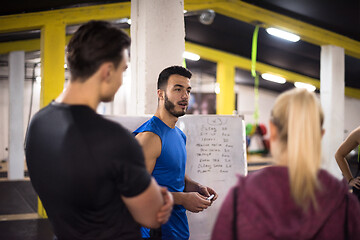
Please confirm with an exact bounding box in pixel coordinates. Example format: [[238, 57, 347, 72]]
[[157, 187, 174, 224], [181, 192, 211, 213]]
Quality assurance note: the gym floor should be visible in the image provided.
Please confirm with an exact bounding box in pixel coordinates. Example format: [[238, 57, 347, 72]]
[[0, 180, 54, 240]]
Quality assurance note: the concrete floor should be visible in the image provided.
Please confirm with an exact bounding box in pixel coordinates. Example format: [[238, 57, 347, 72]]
[[0, 181, 54, 240]]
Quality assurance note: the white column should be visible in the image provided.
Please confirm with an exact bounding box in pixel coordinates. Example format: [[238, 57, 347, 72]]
[[320, 45, 344, 179], [8, 51, 25, 180], [130, 0, 185, 115]]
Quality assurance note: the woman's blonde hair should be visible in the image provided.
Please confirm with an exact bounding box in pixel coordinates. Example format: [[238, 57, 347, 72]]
[[271, 88, 324, 210]]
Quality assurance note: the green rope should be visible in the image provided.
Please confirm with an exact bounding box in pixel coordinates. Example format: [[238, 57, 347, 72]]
[[253, 74, 259, 122], [251, 25, 259, 77], [182, 58, 187, 68], [251, 25, 260, 124]]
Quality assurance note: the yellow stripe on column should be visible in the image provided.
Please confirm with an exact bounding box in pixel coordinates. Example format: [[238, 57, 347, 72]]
[[38, 21, 66, 218], [40, 21, 66, 108], [37, 198, 47, 218], [216, 62, 235, 115]]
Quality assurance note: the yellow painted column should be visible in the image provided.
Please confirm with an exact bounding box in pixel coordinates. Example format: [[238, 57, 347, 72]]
[[40, 21, 66, 108], [216, 62, 235, 115], [38, 21, 66, 218]]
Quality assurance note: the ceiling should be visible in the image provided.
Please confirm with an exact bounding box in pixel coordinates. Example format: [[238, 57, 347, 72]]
[[184, 0, 360, 93], [0, 0, 359, 95]]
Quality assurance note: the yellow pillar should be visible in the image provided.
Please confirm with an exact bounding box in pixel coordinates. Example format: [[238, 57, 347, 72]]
[[37, 21, 66, 218], [40, 21, 66, 107], [216, 62, 235, 115]]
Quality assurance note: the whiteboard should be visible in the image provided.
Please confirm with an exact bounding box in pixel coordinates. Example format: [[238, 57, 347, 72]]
[[106, 115, 152, 133], [107, 115, 247, 240]]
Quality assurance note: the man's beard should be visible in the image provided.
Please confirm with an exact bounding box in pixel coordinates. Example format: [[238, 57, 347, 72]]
[[164, 94, 187, 118]]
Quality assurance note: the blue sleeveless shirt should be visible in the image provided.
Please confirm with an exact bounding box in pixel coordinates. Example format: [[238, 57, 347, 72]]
[[134, 116, 189, 240]]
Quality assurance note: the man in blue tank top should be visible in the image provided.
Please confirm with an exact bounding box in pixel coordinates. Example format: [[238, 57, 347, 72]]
[[134, 66, 218, 240]]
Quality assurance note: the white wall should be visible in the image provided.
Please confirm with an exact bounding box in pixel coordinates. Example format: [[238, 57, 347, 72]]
[[344, 97, 360, 136], [235, 84, 278, 138]]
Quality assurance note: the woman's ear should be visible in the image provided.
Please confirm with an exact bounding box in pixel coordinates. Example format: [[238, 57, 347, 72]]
[[269, 121, 278, 142]]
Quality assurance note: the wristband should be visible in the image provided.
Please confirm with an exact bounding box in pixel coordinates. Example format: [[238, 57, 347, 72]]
[[348, 178, 354, 183]]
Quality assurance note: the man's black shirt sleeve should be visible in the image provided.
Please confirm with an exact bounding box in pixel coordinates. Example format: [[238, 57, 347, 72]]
[[112, 125, 152, 197]]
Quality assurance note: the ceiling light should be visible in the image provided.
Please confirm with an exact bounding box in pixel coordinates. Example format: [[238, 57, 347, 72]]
[[183, 51, 200, 61], [261, 73, 286, 84], [266, 27, 300, 42], [127, 19, 131, 25], [199, 10, 215, 25], [183, 10, 187, 14], [64, 64, 67, 69], [294, 82, 316, 92]]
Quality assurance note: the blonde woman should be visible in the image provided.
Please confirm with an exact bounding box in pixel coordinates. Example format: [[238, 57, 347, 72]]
[[335, 126, 360, 201], [212, 89, 360, 240]]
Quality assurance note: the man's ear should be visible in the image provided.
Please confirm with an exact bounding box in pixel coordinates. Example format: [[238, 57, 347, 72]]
[[99, 62, 113, 83], [269, 121, 278, 142], [321, 128, 325, 138], [157, 89, 164, 100]]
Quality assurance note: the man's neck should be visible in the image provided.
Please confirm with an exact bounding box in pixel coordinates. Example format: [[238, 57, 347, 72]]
[[56, 78, 100, 111], [154, 108, 179, 129]]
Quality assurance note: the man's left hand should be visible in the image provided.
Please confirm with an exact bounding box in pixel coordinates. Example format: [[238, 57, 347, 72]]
[[198, 185, 218, 204]]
